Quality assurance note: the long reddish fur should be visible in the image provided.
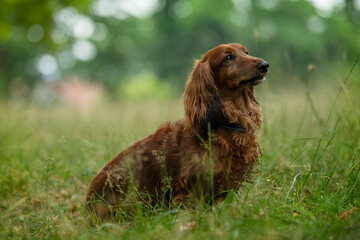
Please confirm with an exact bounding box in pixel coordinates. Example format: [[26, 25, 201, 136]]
[[86, 43, 268, 219]]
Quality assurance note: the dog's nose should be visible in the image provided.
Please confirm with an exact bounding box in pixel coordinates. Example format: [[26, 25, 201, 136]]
[[256, 61, 269, 73]]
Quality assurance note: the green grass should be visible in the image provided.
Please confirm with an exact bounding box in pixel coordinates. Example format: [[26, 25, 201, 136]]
[[1, 73, 360, 239]]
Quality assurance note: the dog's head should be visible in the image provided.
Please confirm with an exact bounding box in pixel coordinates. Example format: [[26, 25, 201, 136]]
[[184, 43, 269, 136]]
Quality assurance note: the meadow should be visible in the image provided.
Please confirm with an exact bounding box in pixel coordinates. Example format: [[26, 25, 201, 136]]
[[0, 66, 359, 239]]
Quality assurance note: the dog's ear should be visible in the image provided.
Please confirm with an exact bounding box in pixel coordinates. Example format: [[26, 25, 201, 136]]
[[184, 59, 222, 136]]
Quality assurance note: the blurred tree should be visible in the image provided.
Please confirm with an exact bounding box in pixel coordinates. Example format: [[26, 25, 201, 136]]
[[0, 0, 359, 98], [0, 0, 89, 97]]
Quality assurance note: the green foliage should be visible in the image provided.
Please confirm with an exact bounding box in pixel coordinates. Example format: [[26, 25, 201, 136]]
[[0, 0, 90, 97], [118, 72, 177, 101], [0, 1, 360, 237], [1, 0, 360, 98], [0, 68, 360, 238]]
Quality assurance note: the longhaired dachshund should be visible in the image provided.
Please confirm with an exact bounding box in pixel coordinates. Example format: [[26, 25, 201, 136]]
[[86, 43, 269, 219]]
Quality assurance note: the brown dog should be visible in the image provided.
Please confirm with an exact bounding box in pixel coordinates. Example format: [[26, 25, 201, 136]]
[[86, 43, 269, 219]]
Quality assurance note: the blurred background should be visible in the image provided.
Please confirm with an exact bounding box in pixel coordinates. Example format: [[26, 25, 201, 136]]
[[1, 0, 360, 107]]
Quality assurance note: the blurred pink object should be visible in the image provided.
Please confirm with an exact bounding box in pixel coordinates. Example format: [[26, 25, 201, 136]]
[[56, 77, 103, 113]]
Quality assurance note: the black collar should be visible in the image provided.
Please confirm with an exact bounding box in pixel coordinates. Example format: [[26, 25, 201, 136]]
[[219, 122, 246, 133]]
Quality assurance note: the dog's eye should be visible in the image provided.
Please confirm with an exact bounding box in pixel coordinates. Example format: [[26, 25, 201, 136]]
[[223, 55, 234, 62], [245, 51, 249, 55]]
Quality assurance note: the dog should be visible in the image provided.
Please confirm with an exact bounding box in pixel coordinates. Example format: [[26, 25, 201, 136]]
[[86, 43, 269, 220]]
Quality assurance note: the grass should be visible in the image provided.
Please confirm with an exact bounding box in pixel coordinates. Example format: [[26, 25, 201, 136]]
[[0, 70, 360, 239]]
